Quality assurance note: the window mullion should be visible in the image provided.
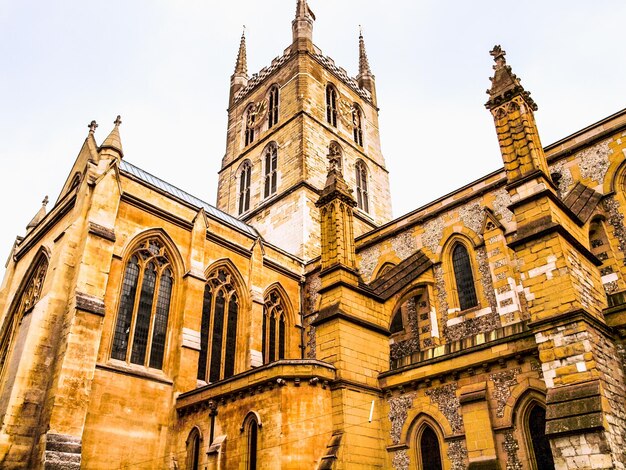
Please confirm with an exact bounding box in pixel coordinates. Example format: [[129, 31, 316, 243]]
[[126, 262, 145, 362]]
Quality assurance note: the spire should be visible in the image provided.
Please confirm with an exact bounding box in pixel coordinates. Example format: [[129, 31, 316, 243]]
[[292, 0, 314, 51], [485, 45, 536, 111], [234, 27, 248, 77], [26, 196, 49, 232], [99, 115, 124, 159], [356, 27, 377, 107], [358, 26, 372, 77]]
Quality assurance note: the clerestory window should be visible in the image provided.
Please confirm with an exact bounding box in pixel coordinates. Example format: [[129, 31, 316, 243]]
[[112, 238, 174, 370]]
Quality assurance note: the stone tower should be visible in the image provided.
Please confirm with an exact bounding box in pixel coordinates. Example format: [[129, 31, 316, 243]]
[[215, 0, 392, 260]]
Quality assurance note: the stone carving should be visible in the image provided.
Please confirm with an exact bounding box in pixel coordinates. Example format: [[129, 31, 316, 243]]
[[578, 139, 611, 185], [490, 368, 520, 418], [391, 230, 417, 261], [447, 439, 468, 470], [388, 394, 415, 445], [503, 430, 523, 470], [359, 244, 380, 282], [392, 449, 409, 470], [426, 383, 463, 434], [492, 188, 514, 223]]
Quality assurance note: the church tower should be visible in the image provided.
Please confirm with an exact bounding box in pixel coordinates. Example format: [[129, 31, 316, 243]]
[[216, 0, 392, 260]]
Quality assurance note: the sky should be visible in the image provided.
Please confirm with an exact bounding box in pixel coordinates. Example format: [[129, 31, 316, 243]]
[[1, 0, 625, 276]]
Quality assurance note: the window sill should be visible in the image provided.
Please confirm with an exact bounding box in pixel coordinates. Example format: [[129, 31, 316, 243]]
[[97, 361, 173, 386]]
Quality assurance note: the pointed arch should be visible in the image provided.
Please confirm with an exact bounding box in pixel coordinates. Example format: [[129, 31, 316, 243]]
[[267, 84, 279, 128], [352, 103, 363, 146], [186, 426, 203, 470], [328, 141, 343, 173], [262, 284, 294, 364], [111, 232, 180, 369], [238, 159, 252, 215], [355, 159, 369, 213], [244, 102, 256, 146], [403, 411, 450, 468], [325, 84, 338, 127], [241, 411, 261, 470], [512, 389, 555, 470], [263, 142, 278, 198], [198, 260, 248, 382], [440, 233, 481, 312]]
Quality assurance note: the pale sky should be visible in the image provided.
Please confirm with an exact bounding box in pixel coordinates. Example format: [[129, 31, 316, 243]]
[[1, 1, 625, 276]]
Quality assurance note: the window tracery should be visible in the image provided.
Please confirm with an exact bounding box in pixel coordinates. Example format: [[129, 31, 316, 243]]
[[262, 290, 286, 364], [111, 238, 173, 370], [197, 268, 239, 382]]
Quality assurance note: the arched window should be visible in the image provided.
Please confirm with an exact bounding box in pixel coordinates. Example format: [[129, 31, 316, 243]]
[[418, 425, 443, 470], [526, 404, 555, 470], [452, 243, 478, 311], [197, 268, 239, 382], [326, 84, 337, 127], [112, 238, 174, 369], [352, 105, 363, 146], [262, 291, 287, 364], [268, 86, 279, 128], [242, 413, 261, 470], [0, 252, 48, 387], [355, 160, 369, 213], [238, 161, 252, 215], [263, 144, 278, 198], [186, 428, 202, 470], [245, 104, 256, 146]]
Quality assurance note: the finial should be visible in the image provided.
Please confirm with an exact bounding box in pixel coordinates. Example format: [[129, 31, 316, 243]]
[[359, 25, 363, 37], [490, 45, 507, 70], [114, 115, 122, 127], [88, 120, 98, 134], [42, 195, 49, 207]]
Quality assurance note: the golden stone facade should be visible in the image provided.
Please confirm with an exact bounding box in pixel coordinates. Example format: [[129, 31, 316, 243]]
[[2, 2, 626, 469]]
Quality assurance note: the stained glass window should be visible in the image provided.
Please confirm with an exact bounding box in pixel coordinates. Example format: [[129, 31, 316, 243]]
[[452, 244, 478, 311]]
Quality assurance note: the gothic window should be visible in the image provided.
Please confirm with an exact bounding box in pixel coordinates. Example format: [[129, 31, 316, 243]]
[[352, 105, 363, 146], [0, 252, 48, 380], [263, 144, 278, 198], [186, 428, 201, 470], [268, 86, 279, 128], [238, 161, 252, 215], [242, 413, 260, 470], [112, 239, 174, 370], [326, 84, 337, 127], [452, 243, 478, 311], [262, 291, 287, 364], [418, 425, 443, 470], [355, 160, 369, 213], [245, 104, 256, 146], [197, 268, 239, 382], [526, 404, 555, 470]]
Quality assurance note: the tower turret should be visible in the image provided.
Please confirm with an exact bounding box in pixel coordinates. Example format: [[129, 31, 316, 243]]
[[229, 29, 249, 107], [291, 0, 315, 52]]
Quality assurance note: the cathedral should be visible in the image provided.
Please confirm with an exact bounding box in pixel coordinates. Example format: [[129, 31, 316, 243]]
[[2, 1, 626, 469]]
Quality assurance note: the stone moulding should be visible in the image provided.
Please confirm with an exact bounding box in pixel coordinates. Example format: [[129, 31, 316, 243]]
[[87, 221, 116, 242], [75, 291, 105, 317]]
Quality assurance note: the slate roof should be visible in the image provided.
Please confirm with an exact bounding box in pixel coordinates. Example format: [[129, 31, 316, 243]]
[[119, 160, 259, 238], [367, 249, 433, 301], [562, 182, 602, 224]]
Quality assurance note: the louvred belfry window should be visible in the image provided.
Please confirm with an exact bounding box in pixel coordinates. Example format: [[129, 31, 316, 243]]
[[355, 160, 369, 213], [197, 268, 239, 382], [264, 144, 278, 198], [262, 291, 286, 364], [245, 105, 255, 146], [326, 85, 337, 127], [352, 105, 363, 146], [452, 243, 478, 311], [268, 86, 279, 128], [238, 161, 252, 214], [112, 239, 173, 370]]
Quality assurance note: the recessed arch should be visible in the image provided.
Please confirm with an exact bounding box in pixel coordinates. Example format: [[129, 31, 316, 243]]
[[186, 426, 203, 470]]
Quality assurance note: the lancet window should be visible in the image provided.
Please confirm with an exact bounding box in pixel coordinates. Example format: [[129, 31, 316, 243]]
[[326, 84, 338, 127], [263, 144, 278, 198], [452, 243, 478, 311], [111, 239, 174, 370], [352, 105, 363, 146], [268, 85, 279, 128], [197, 268, 239, 382], [245, 105, 256, 146], [355, 160, 369, 213], [238, 161, 252, 215], [418, 425, 443, 470], [262, 291, 286, 364]]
